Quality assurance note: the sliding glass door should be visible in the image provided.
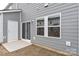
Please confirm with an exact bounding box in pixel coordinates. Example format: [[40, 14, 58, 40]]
[[22, 22, 31, 40]]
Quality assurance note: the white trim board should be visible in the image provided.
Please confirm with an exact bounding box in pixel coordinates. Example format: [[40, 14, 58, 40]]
[[0, 10, 21, 13]]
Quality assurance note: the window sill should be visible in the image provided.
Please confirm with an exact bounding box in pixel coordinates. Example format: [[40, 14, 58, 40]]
[[36, 35, 61, 39]]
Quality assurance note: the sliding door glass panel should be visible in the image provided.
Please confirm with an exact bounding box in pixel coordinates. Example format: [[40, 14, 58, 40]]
[[22, 22, 31, 40], [22, 23, 25, 39], [26, 22, 30, 40]]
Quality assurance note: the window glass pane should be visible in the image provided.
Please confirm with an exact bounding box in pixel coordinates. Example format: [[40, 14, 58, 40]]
[[48, 27, 60, 37], [37, 20, 44, 26], [48, 17, 60, 26], [37, 28, 44, 35]]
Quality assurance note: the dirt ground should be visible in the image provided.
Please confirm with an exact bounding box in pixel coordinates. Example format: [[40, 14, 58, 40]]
[[0, 44, 65, 56]]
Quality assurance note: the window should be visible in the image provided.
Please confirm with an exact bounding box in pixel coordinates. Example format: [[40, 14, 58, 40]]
[[48, 16, 60, 37], [36, 13, 61, 38], [37, 18, 44, 36]]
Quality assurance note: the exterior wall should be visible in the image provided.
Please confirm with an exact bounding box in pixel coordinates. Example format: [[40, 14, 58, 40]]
[[12, 3, 78, 55], [3, 12, 21, 43], [78, 4, 79, 55]]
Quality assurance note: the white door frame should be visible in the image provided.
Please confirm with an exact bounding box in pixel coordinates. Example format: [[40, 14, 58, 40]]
[[21, 21, 31, 43]]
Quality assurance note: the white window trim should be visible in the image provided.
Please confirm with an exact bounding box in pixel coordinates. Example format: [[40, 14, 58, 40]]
[[47, 13, 61, 39], [36, 12, 61, 39], [44, 16, 48, 37]]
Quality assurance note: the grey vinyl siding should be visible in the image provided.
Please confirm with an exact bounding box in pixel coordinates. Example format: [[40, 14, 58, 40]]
[[78, 4, 79, 55], [3, 12, 20, 43], [12, 3, 78, 55]]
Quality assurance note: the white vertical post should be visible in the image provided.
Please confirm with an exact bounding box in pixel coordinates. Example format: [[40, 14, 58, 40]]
[[44, 16, 48, 37], [0, 13, 3, 43], [20, 12, 22, 39]]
